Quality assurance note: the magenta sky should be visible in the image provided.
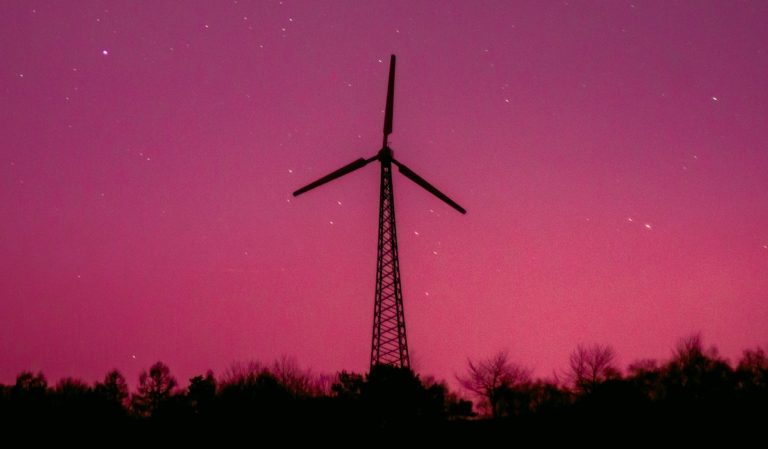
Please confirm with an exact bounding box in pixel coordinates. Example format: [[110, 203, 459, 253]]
[[2, 1, 767, 387]]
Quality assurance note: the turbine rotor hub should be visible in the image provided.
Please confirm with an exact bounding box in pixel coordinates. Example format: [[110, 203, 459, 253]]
[[378, 147, 393, 161]]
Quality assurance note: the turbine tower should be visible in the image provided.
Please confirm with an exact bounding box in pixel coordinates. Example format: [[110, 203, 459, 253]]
[[293, 55, 466, 369]]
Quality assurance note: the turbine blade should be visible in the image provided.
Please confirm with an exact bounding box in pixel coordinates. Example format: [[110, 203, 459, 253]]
[[383, 54, 396, 139], [392, 159, 467, 214], [293, 157, 372, 196]]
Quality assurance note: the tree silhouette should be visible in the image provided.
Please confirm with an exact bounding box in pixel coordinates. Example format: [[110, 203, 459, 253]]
[[736, 347, 767, 390], [132, 361, 178, 418], [95, 370, 129, 407], [8, 371, 49, 423], [331, 370, 365, 399], [362, 364, 451, 427], [52, 377, 97, 423], [458, 351, 531, 418], [567, 344, 619, 394], [734, 346, 768, 425], [626, 358, 662, 402], [523, 380, 572, 417], [13, 371, 47, 393], [216, 361, 292, 425], [663, 334, 733, 406], [271, 355, 318, 397], [188, 370, 216, 418], [91, 369, 130, 423]]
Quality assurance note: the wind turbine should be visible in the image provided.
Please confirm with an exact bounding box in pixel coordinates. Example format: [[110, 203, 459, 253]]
[[293, 55, 466, 369]]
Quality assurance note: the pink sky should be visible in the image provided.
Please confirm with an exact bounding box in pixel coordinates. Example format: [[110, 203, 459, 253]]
[[1, 1, 767, 387]]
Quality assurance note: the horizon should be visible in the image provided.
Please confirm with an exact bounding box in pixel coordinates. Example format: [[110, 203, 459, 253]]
[[1, 333, 757, 391], [1, 1, 767, 387]]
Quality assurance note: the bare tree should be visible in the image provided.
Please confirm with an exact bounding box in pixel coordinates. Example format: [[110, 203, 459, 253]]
[[737, 346, 768, 390], [271, 355, 318, 397], [458, 351, 531, 418], [568, 344, 619, 393], [672, 333, 721, 365], [220, 360, 265, 386], [220, 357, 327, 397], [55, 377, 91, 395], [666, 333, 731, 397], [311, 373, 335, 396]]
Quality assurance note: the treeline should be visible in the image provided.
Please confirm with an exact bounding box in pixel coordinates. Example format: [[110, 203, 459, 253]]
[[1, 335, 766, 436], [458, 334, 767, 430], [0, 356, 470, 435]]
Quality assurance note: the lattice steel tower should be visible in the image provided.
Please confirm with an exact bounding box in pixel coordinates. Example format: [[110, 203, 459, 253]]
[[371, 146, 408, 366], [293, 55, 466, 369]]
